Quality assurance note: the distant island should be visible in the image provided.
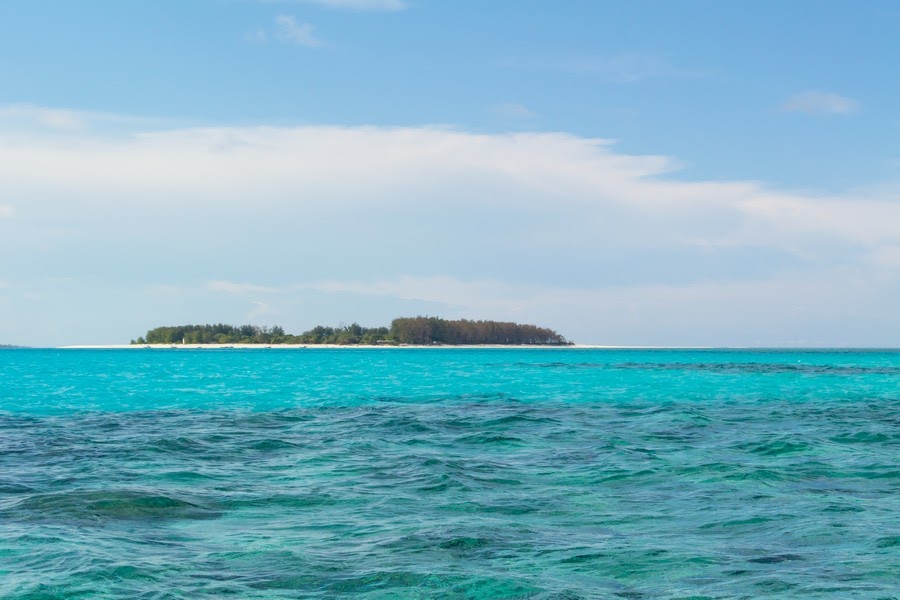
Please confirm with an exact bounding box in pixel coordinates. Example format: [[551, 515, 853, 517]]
[[132, 317, 570, 346]]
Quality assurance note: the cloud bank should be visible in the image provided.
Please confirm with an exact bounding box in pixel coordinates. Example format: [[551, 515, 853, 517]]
[[0, 106, 897, 345]]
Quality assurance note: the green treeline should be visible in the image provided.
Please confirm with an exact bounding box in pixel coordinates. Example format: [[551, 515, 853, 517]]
[[132, 317, 570, 346], [389, 317, 568, 345]]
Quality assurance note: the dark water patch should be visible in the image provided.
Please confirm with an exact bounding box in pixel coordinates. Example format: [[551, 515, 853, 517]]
[[155, 470, 216, 482], [559, 551, 608, 564], [753, 578, 799, 593], [441, 500, 542, 516], [544, 591, 588, 600], [851, 469, 899, 480], [223, 492, 339, 510], [873, 535, 900, 548], [617, 361, 900, 376], [821, 503, 865, 513], [699, 516, 773, 529], [0, 480, 36, 494], [153, 436, 215, 455], [248, 438, 302, 451], [741, 438, 813, 456], [455, 432, 524, 446], [321, 571, 542, 598], [378, 416, 436, 434], [5, 489, 219, 523], [722, 467, 790, 482], [523, 359, 900, 377], [107, 564, 161, 582], [748, 553, 804, 564], [830, 431, 892, 444], [415, 473, 471, 493], [480, 409, 563, 428], [437, 535, 493, 552]]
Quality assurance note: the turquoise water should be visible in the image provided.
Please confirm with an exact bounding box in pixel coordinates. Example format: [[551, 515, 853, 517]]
[[1, 348, 897, 599]]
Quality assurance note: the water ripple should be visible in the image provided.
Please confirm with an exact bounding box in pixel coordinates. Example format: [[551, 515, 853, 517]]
[[0, 348, 897, 598]]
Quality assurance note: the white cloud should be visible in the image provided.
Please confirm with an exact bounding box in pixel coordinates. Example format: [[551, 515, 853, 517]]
[[1, 122, 896, 251], [1, 114, 898, 344], [274, 15, 321, 47], [0, 204, 14, 218], [783, 91, 858, 115], [492, 102, 537, 120], [247, 301, 275, 322]]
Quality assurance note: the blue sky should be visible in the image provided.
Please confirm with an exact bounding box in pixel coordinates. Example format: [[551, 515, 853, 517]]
[[0, 1, 898, 345]]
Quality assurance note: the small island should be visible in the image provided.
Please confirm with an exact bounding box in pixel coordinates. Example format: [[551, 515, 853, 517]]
[[132, 317, 570, 346]]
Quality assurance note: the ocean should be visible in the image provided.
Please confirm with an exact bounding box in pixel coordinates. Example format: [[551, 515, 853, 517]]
[[0, 348, 897, 598]]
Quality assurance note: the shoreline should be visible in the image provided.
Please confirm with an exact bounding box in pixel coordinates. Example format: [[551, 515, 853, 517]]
[[56, 343, 717, 350]]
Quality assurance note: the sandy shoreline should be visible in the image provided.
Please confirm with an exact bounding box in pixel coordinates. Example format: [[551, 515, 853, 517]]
[[57, 344, 692, 350]]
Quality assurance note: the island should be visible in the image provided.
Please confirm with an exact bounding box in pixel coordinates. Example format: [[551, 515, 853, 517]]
[[132, 317, 570, 346]]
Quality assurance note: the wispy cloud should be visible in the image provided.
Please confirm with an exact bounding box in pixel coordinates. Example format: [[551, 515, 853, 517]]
[[492, 102, 537, 120], [0, 103, 155, 134], [274, 15, 321, 47], [247, 301, 275, 321], [782, 91, 858, 115], [0, 204, 14, 219], [207, 280, 280, 295], [0, 104, 86, 130], [245, 26, 268, 44]]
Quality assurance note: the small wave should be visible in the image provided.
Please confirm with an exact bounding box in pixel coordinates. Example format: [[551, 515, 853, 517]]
[[455, 433, 524, 446], [5, 489, 219, 523], [830, 431, 892, 444], [223, 492, 339, 510], [748, 553, 804, 564], [438, 536, 493, 551], [249, 438, 303, 451], [741, 439, 812, 456]]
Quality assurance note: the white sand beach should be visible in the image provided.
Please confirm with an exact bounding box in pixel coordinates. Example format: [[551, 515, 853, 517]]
[[57, 344, 702, 350]]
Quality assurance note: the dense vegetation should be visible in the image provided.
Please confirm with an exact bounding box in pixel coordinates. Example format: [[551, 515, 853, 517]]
[[132, 317, 570, 346], [389, 317, 567, 345]]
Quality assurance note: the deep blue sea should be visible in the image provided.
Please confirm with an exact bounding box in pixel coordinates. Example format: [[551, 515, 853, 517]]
[[1, 348, 897, 599]]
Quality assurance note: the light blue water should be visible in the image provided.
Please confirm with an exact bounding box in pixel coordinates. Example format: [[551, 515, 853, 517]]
[[1, 348, 897, 598]]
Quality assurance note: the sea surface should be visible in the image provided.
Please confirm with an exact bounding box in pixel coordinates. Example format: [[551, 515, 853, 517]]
[[0, 348, 897, 599]]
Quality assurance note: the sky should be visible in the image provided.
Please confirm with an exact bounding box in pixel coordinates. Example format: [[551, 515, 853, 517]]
[[0, 0, 898, 346]]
